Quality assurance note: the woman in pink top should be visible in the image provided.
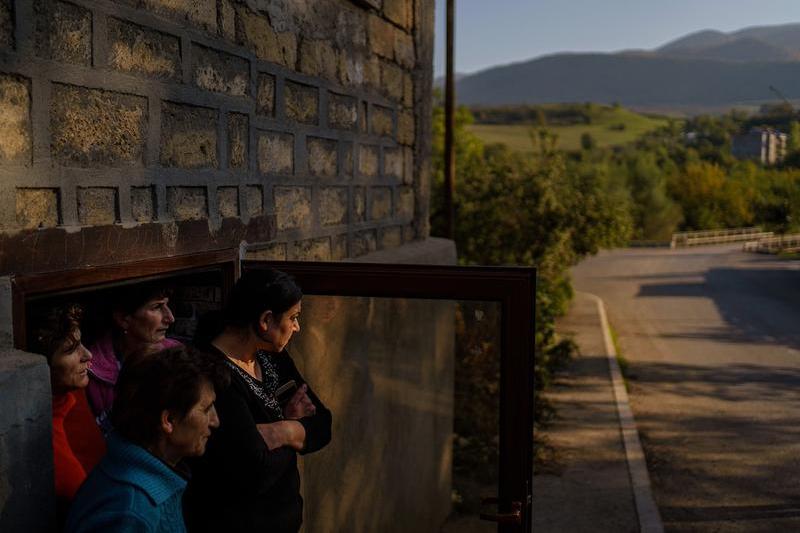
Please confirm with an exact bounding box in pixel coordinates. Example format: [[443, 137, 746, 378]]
[[86, 282, 181, 434]]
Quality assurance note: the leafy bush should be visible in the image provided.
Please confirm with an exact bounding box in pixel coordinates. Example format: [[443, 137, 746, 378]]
[[433, 101, 633, 513]]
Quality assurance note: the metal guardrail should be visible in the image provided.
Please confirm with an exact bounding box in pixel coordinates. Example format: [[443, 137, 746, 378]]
[[671, 227, 772, 248], [743, 233, 800, 254], [628, 240, 672, 248], [674, 226, 763, 239]]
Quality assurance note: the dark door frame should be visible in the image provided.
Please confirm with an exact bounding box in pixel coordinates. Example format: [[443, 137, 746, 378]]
[[243, 260, 536, 532], [10, 254, 535, 532]]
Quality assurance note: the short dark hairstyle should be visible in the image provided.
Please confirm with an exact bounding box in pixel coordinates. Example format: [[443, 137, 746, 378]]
[[112, 281, 173, 317], [111, 346, 229, 447], [223, 269, 302, 329], [28, 304, 83, 362]]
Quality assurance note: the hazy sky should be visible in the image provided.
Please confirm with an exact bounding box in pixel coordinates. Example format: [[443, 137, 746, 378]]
[[433, 0, 800, 76]]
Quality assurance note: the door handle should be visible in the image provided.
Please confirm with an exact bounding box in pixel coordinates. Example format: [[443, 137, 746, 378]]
[[479, 497, 522, 525]]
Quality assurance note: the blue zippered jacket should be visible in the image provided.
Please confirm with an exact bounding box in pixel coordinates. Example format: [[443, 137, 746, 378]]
[[65, 434, 187, 533]]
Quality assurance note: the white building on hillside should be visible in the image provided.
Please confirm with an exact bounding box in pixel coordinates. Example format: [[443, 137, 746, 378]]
[[731, 128, 788, 165]]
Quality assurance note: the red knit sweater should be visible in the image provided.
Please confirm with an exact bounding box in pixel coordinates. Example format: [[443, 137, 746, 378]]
[[63, 389, 106, 472], [52, 392, 86, 502], [52, 389, 106, 525]]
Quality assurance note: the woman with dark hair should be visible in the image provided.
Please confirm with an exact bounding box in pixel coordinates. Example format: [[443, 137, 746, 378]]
[[86, 282, 181, 434], [65, 346, 228, 532], [184, 269, 332, 533], [29, 303, 105, 526]]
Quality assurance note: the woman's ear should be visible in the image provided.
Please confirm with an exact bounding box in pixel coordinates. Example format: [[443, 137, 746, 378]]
[[160, 410, 174, 435], [112, 310, 130, 333], [258, 310, 273, 334]]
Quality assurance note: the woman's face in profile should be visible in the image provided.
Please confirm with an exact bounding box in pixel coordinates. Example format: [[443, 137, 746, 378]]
[[167, 380, 220, 459], [50, 328, 92, 393], [124, 297, 175, 346], [265, 300, 302, 352]]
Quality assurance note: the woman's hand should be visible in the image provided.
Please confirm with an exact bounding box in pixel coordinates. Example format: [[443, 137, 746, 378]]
[[283, 384, 316, 420], [256, 421, 307, 451]]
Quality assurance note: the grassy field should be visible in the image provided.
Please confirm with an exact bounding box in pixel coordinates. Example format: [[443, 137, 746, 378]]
[[467, 106, 670, 153]]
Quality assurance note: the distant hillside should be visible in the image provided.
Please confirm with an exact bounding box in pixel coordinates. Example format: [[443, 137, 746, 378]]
[[736, 23, 800, 51], [658, 23, 800, 62], [661, 37, 800, 62], [456, 22, 800, 111], [457, 54, 800, 107], [467, 104, 670, 153], [658, 29, 732, 53], [433, 72, 466, 89]]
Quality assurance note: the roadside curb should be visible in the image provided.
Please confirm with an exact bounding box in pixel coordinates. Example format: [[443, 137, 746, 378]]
[[581, 292, 664, 533]]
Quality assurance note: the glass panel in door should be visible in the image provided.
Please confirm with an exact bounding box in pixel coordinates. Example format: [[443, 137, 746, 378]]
[[287, 295, 499, 533]]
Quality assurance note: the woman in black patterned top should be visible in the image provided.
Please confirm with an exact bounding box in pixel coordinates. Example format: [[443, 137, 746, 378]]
[[184, 269, 332, 533]]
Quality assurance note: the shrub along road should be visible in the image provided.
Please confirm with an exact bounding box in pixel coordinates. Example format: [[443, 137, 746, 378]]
[[572, 244, 800, 532]]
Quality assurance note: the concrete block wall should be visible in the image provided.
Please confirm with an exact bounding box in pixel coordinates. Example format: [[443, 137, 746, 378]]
[[0, 351, 54, 531], [0, 3, 441, 530], [0, 0, 434, 275]]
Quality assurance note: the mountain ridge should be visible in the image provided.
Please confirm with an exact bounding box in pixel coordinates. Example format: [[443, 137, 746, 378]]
[[455, 22, 800, 112]]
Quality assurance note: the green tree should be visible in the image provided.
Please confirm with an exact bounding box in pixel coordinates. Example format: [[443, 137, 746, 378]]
[[431, 103, 632, 425], [783, 121, 800, 167], [621, 150, 683, 240], [580, 132, 596, 151]]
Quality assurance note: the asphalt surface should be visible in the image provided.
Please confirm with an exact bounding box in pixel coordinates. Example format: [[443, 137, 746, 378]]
[[572, 244, 800, 532]]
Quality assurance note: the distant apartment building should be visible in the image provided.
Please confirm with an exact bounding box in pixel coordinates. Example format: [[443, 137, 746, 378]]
[[731, 128, 788, 165]]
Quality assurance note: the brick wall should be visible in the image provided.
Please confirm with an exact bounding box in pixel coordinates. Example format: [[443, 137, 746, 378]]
[[0, 0, 433, 274]]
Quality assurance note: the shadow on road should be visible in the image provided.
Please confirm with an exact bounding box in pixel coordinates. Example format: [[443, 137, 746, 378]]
[[627, 361, 800, 405], [555, 353, 800, 530], [660, 502, 800, 524], [634, 267, 800, 351], [627, 360, 800, 530]]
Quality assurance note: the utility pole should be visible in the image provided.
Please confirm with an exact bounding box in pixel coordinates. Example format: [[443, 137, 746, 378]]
[[444, 0, 456, 240]]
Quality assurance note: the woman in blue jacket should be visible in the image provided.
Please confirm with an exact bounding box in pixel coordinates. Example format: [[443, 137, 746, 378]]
[[65, 347, 228, 532]]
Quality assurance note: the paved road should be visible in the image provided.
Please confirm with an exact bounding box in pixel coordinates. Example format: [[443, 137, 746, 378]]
[[572, 244, 800, 532]]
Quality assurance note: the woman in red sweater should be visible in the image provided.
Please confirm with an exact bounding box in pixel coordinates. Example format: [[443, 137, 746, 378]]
[[30, 304, 105, 526]]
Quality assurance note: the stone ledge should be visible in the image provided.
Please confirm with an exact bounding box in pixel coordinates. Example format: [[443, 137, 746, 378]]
[[349, 237, 456, 265]]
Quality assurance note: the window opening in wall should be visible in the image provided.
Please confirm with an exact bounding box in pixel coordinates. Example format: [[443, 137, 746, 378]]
[[12, 250, 238, 352], [23, 269, 225, 351]]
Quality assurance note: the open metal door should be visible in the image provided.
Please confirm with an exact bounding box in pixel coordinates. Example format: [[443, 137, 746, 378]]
[[243, 260, 535, 533]]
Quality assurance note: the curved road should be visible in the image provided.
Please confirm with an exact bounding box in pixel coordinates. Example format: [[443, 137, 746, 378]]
[[572, 244, 800, 532]]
